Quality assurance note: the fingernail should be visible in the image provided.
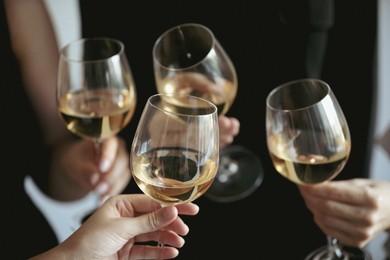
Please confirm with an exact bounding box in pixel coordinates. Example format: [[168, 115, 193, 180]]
[[90, 173, 99, 185], [99, 158, 111, 173], [95, 182, 109, 194], [100, 195, 110, 205], [163, 206, 177, 220], [178, 236, 185, 246]]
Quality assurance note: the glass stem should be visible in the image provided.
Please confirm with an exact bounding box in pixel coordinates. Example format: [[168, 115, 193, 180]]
[[217, 154, 239, 183], [94, 139, 103, 164], [157, 203, 166, 260], [327, 236, 344, 259], [94, 139, 103, 205]]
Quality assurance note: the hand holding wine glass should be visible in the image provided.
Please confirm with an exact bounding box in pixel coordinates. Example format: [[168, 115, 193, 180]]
[[266, 79, 371, 259], [56, 37, 137, 200], [153, 23, 264, 203], [130, 93, 219, 252]]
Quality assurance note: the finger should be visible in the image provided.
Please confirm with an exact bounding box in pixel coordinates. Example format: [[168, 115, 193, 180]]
[[301, 189, 379, 245], [228, 117, 240, 136], [98, 141, 131, 197], [178, 72, 216, 94], [315, 217, 371, 248], [121, 202, 179, 235], [134, 229, 185, 248], [129, 245, 179, 260], [320, 213, 373, 242], [218, 116, 240, 136], [299, 180, 379, 206], [127, 206, 178, 235], [300, 187, 370, 221], [108, 194, 161, 216], [219, 134, 234, 148], [100, 166, 131, 197], [218, 116, 240, 148], [99, 136, 119, 173], [175, 203, 200, 216], [123, 198, 196, 236], [162, 216, 190, 236]]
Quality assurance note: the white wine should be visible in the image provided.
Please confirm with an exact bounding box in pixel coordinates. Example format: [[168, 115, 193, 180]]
[[269, 152, 349, 184], [157, 73, 236, 116], [58, 88, 136, 140], [132, 147, 218, 205], [267, 132, 350, 184]]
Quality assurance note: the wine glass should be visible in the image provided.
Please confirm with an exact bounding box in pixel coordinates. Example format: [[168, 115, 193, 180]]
[[266, 79, 371, 260], [152, 23, 264, 203], [56, 37, 137, 204], [130, 93, 219, 250]]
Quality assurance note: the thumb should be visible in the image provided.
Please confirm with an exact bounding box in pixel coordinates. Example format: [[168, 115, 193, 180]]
[[129, 205, 178, 236]]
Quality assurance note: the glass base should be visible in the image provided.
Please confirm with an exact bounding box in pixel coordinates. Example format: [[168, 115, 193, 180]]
[[305, 245, 372, 260], [205, 145, 264, 203]]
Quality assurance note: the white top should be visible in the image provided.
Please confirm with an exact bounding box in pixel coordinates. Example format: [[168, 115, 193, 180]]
[[365, 0, 390, 259], [43, 0, 81, 49]]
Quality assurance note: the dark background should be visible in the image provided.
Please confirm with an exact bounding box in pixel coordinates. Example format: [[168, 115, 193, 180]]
[[79, 1, 376, 259]]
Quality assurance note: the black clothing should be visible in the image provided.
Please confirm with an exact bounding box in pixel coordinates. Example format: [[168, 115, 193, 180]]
[[1, 2, 58, 258]]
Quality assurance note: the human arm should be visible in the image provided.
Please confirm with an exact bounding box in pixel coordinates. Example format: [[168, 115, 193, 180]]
[[5, 0, 131, 201], [298, 178, 390, 248], [30, 194, 199, 259]]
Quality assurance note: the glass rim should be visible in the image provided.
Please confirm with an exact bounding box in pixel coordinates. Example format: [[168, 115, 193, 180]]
[[147, 93, 218, 117], [152, 23, 215, 71], [266, 78, 331, 111], [60, 37, 125, 63]]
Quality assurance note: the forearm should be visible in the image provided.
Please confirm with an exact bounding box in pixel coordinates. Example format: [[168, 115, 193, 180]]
[[29, 239, 79, 260]]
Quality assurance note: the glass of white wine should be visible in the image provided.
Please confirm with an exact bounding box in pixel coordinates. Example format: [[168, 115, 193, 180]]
[[56, 37, 137, 205], [153, 23, 263, 203], [130, 93, 219, 250], [266, 78, 371, 260], [57, 37, 136, 154]]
